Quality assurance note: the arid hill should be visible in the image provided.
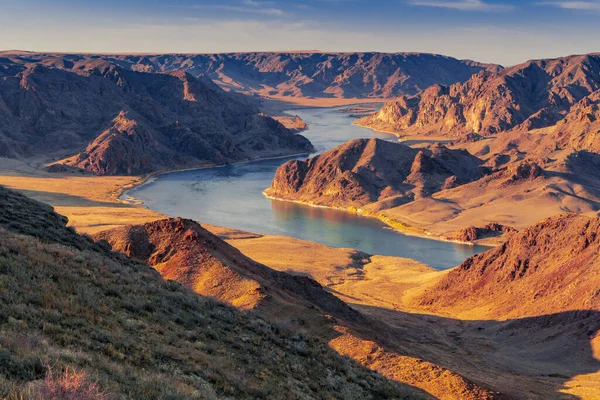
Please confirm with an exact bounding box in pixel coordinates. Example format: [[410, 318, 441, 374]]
[[1, 51, 501, 99], [0, 184, 421, 399], [265, 138, 486, 210], [357, 53, 600, 139], [0, 57, 313, 174], [266, 133, 600, 242], [416, 213, 600, 319], [94, 218, 361, 331]]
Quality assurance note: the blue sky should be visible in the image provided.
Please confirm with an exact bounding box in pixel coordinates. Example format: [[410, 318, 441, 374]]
[[0, 0, 598, 65]]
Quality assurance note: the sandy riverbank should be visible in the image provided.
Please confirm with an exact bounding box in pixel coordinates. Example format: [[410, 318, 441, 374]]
[[263, 191, 498, 247]]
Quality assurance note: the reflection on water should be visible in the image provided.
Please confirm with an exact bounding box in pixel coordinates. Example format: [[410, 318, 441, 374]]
[[128, 106, 488, 269]]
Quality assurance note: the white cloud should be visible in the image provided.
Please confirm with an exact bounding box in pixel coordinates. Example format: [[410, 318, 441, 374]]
[[192, 1, 285, 17], [408, 0, 513, 11], [538, 1, 600, 10], [242, 0, 275, 7], [217, 5, 285, 15]]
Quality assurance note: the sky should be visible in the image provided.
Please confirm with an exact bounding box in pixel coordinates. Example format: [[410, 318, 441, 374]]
[[0, 0, 599, 66]]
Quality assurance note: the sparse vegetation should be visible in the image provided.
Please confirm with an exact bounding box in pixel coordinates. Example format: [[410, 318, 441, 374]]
[[0, 186, 417, 399]]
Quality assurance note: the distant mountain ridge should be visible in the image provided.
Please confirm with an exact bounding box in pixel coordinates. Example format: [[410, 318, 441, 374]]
[[0, 51, 501, 99], [357, 53, 600, 139]]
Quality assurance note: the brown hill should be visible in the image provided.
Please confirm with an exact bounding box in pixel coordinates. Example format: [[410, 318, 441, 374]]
[[416, 214, 600, 319], [0, 58, 313, 174], [0, 185, 418, 399], [93, 218, 361, 330], [0, 51, 501, 99], [357, 53, 600, 139], [265, 138, 486, 210]]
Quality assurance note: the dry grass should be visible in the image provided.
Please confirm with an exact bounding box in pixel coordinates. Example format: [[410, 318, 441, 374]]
[[0, 186, 417, 400], [0, 165, 163, 234]]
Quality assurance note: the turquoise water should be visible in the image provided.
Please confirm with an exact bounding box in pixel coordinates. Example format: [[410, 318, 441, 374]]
[[127, 107, 488, 269]]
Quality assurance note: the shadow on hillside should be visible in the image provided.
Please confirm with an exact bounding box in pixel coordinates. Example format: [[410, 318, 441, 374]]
[[343, 304, 600, 399], [14, 188, 130, 208]]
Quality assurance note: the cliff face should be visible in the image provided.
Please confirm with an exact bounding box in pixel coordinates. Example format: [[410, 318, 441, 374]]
[[416, 214, 600, 319], [0, 58, 313, 175], [1, 51, 501, 99], [357, 54, 600, 139], [265, 138, 486, 209]]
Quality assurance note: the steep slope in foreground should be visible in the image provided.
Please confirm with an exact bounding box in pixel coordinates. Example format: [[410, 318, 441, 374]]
[[416, 214, 600, 319], [0, 58, 313, 174], [265, 138, 485, 210], [357, 53, 600, 139], [1, 51, 501, 99], [0, 185, 416, 399]]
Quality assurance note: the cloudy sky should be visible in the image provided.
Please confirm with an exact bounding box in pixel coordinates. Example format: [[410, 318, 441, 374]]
[[0, 0, 598, 65]]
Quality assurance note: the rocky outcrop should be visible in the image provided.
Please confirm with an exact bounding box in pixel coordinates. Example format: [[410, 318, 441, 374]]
[[0, 58, 313, 175], [417, 214, 600, 319], [357, 53, 600, 140], [444, 223, 517, 243], [1, 51, 501, 99], [265, 138, 486, 209]]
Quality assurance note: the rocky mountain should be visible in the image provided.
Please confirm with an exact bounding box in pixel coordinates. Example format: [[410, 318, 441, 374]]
[[265, 138, 486, 210], [416, 214, 600, 319], [0, 57, 313, 174], [357, 53, 600, 140], [0, 184, 419, 399], [1, 51, 501, 99]]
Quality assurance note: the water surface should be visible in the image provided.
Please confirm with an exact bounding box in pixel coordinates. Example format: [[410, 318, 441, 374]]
[[127, 107, 488, 269]]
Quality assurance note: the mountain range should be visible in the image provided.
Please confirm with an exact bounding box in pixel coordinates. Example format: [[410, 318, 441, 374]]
[[267, 54, 600, 242], [357, 53, 600, 141], [1, 51, 501, 99]]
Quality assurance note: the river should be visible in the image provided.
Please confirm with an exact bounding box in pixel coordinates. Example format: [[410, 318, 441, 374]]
[[125, 107, 488, 269]]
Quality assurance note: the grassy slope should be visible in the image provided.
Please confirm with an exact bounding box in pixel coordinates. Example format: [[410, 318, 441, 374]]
[[0, 186, 418, 399]]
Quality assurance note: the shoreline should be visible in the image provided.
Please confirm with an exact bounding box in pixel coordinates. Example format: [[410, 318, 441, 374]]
[[352, 120, 456, 144], [117, 151, 314, 205], [263, 191, 494, 247], [352, 120, 402, 137]]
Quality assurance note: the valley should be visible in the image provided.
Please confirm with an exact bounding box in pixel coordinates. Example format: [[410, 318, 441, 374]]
[[1, 50, 600, 400], [125, 107, 488, 269]]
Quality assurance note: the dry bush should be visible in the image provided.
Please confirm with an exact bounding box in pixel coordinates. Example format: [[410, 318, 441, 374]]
[[29, 366, 111, 400]]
